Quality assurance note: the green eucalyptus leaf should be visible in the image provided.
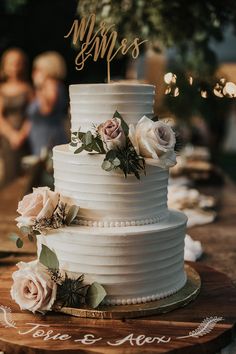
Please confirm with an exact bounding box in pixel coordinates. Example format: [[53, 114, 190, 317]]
[[20, 226, 31, 235], [39, 244, 59, 270], [112, 157, 121, 167], [85, 131, 93, 145], [85, 282, 107, 308], [16, 237, 24, 248], [102, 160, 113, 171], [65, 205, 80, 225], [9, 233, 19, 241]]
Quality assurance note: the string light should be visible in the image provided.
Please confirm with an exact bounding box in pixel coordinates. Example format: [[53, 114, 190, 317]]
[[163, 73, 236, 98], [164, 72, 177, 85], [223, 82, 236, 98]]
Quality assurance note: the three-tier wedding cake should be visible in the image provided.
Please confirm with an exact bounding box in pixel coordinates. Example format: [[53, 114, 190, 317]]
[[11, 83, 187, 313], [37, 83, 187, 306]]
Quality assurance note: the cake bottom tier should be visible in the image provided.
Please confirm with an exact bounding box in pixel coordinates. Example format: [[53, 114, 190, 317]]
[[37, 210, 187, 305]]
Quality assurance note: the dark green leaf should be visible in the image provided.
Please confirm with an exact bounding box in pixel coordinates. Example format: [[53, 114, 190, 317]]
[[85, 282, 107, 308], [151, 115, 159, 122], [70, 142, 78, 147], [106, 149, 117, 161], [85, 144, 93, 152], [113, 111, 129, 136], [16, 238, 24, 248], [78, 132, 85, 140], [65, 205, 80, 225], [39, 244, 59, 270], [74, 145, 85, 154], [28, 234, 35, 242], [92, 138, 105, 154]]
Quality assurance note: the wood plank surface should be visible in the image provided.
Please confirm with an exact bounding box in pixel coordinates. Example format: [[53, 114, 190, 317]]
[[0, 262, 235, 354]]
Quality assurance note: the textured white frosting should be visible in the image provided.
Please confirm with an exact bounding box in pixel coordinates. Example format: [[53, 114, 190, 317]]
[[37, 83, 188, 306], [37, 211, 187, 305], [53, 144, 169, 225], [69, 83, 155, 133]]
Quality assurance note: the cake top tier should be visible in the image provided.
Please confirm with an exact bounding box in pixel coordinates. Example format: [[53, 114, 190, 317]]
[[69, 83, 155, 133], [69, 83, 155, 94]]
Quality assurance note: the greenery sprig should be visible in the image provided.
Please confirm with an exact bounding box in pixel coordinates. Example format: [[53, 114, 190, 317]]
[[39, 245, 106, 309], [71, 131, 106, 154], [73, 111, 146, 180]]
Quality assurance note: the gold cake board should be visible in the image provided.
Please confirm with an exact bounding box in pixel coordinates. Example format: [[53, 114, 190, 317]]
[[59, 264, 201, 319]]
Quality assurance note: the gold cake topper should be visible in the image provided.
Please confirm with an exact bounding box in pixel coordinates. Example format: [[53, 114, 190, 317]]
[[64, 13, 148, 83]]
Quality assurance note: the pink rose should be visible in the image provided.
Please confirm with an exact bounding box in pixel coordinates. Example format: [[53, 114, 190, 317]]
[[16, 187, 59, 227], [11, 260, 57, 313], [98, 118, 126, 151]]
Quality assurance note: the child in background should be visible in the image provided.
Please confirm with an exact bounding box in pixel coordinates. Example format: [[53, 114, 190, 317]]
[[0, 48, 32, 185], [28, 51, 68, 156]]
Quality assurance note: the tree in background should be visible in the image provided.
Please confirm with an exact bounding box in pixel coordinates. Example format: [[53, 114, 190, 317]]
[[77, 0, 236, 159]]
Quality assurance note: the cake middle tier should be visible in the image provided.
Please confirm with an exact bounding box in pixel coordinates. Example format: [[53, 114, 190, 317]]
[[53, 144, 169, 226]]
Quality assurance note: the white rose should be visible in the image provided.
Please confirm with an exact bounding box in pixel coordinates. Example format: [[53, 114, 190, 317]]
[[10, 260, 57, 313], [129, 116, 176, 168], [16, 187, 59, 227], [98, 117, 126, 151]]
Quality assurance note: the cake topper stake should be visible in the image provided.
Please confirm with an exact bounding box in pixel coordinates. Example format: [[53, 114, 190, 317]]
[[64, 14, 148, 83]]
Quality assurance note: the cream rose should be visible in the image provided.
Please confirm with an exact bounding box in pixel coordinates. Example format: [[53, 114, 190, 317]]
[[129, 116, 176, 168], [10, 260, 57, 313], [16, 187, 59, 227], [98, 117, 126, 151]]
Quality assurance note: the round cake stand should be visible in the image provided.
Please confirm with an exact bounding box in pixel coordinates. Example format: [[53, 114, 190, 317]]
[[59, 264, 201, 319], [0, 262, 236, 354]]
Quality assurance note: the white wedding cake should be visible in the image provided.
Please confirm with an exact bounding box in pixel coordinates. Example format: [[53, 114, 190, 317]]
[[36, 83, 187, 306]]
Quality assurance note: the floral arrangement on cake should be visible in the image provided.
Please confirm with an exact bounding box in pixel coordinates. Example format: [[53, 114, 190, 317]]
[[14, 187, 79, 248], [11, 245, 106, 313], [71, 112, 177, 179], [11, 187, 107, 313]]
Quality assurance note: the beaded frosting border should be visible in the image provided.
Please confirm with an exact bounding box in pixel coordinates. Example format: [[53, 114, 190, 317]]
[[78, 212, 168, 228], [104, 273, 187, 306]]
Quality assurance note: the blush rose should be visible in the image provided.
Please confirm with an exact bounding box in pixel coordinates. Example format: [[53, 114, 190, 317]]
[[16, 187, 59, 228], [129, 116, 176, 168], [10, 260, 57, 313], [98, 117, 126, 151]]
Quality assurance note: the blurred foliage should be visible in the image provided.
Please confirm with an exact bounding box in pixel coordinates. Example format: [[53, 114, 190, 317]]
[[3, 0, 28, 13], [77, 0, 236, 76]]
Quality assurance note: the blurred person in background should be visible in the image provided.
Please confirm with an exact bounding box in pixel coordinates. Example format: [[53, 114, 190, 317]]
[[28, 51, 68, 156], [0, 48, 32, 186]]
